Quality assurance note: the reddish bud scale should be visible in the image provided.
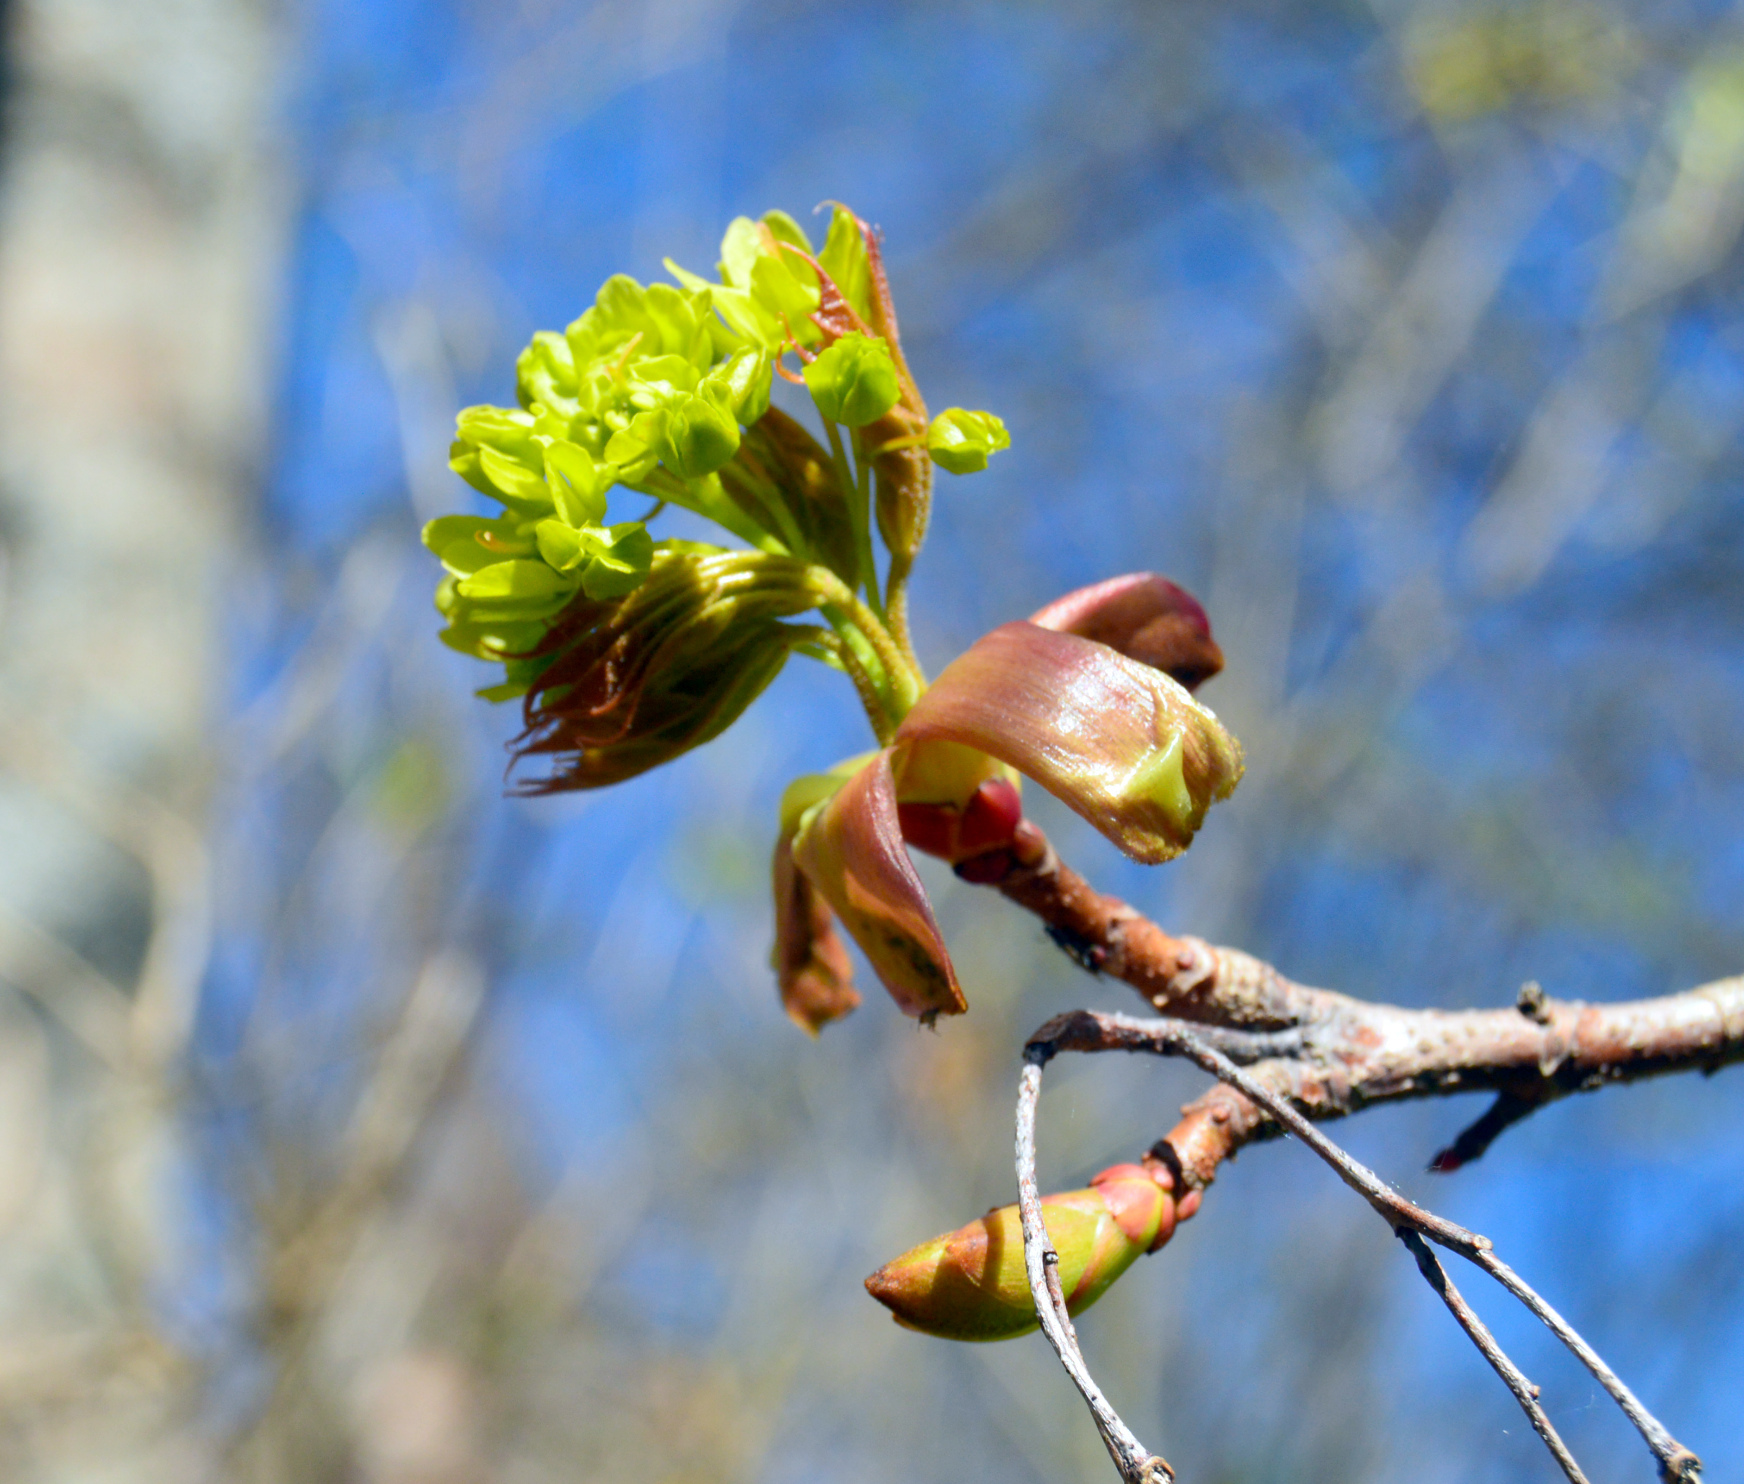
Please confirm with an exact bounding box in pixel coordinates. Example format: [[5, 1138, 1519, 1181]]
[[1029, 572, 1225, 692]]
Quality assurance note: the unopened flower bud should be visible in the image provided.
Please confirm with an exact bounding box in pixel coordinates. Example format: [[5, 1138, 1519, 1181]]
[[803, 332, 902, 428], [927, 407, 1010, 475], [892, 738, 1024, 865], [895, 623, 1244, 866], [864, 1163, 1178, 1343], [657, 386, 741, 480], [715, 345, 773, 425]]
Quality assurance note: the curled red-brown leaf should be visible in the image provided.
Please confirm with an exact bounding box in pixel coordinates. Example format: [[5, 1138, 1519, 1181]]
[[1030, 572, 1224, 692], [771, 825, 860, 1035], [790, 750, 965, 1021], [895, 622, 1244, 865]]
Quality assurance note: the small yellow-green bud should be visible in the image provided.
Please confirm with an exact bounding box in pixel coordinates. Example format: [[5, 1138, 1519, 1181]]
[[803, 332, 902, 428], [927, 407, 1010, 475], [658, 386, 741, 481], [713, 345, 773, 425]]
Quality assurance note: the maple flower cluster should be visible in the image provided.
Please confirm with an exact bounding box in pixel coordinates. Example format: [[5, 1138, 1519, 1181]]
[[427, 207, 1247, 1340]]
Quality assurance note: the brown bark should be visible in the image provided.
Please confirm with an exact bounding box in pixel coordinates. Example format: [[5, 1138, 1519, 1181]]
[[973, 825, 1744, 1190]]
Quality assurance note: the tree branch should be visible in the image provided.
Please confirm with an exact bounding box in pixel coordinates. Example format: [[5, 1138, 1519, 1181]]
[[1019, 1011, 1703, 1483], [972, 823, 1744, 1179], [948, 821, 1725, 1479]]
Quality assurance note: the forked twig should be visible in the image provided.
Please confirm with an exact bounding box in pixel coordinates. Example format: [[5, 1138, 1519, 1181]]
[[1016, 1010, 1702, 1484], [1397, 1230, 1587, 1484]]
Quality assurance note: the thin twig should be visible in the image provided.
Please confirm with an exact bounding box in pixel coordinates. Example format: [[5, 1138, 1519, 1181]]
[[1467, 1253, 1703, 1484], [1021, 1010, 1703, 1483], [1015, 1053, 1173, 1484], [1398, 1230, 1588, 1484]]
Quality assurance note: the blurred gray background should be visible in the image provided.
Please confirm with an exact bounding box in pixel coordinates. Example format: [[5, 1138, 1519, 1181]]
[[0, 0, 1742, 1480]]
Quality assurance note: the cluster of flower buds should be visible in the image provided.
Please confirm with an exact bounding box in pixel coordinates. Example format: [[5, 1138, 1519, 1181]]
[[864, 1158, 1200, 1341], [427, 205, 1242, 1024], [427, 205, 1007, 753], [429, 205, 1251, 1349]]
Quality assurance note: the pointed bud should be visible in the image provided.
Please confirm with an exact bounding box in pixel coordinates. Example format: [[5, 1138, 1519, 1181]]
[[1030, 574, 1224, 692], [865, 1164, 1178, 1343]]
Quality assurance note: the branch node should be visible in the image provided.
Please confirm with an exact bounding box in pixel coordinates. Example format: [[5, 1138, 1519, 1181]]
[[1046, 922, 1106, 975], [1517, 980, 1553, 1024]]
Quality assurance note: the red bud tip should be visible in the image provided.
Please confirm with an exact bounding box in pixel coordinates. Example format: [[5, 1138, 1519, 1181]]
[[957, 777, 1023, 855]]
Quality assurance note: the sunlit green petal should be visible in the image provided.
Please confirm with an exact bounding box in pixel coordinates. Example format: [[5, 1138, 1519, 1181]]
[[542, 440, 610, 527], [516, 331, 578, 410], [657, 387, 741, 480], [711, 345, 773, 425], [478, 444, 551, 505], [580, 523, 654, 598], [818, 205, 874, 323]]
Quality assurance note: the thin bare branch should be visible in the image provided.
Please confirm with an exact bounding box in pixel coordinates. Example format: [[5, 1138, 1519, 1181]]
[[1397, 1231, 1588, 1484], [1024, 1009, 1703, 1483], [1015, 1053, 1173, 1484]]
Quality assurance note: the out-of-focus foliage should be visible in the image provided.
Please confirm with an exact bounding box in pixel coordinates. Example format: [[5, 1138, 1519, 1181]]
[[3, 1, 1744, 1482]]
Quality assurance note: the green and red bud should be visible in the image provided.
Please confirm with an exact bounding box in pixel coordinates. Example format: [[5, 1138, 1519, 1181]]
[[896, 776, 1024, 866], [772, 582, 1242, 1026], [789, 750, 966, 1022], [892, 738, 1025, 867], [864, 1161, 1187, 1342], [895, 622, 1244, 865]]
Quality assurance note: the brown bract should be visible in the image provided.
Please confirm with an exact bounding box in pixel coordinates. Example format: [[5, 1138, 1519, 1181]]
[[771, 824, 860, 1034], [789, 750, 966, 1021]]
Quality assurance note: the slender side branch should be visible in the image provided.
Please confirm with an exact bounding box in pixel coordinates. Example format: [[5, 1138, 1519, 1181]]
[[1015, 1053, 1173, 1484], [1397, 1231, 1588, 1484], [1024, 1010, 1703, 1483]]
